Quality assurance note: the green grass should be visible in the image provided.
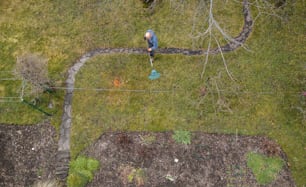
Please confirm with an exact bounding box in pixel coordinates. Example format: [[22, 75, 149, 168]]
[[0, 0, 245, 125], [0, 1, 160, 124], [247, 152, 284, 185], [0, 0, 305, 185]]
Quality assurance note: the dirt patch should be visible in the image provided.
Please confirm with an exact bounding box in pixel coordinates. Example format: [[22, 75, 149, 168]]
[[84, 132, 295, 187], [0, 122, 57, 187]]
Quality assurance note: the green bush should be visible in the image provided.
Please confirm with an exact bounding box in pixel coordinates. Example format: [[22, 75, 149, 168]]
[[172, 130, 191, 145], [67, 156, 100, 187], [247, 152, 284, 185]]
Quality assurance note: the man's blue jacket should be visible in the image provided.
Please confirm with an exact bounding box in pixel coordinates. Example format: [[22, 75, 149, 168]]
[[146, 30, 158, 50]]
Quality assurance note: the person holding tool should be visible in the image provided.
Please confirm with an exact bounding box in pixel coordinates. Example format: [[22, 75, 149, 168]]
[[144, 29, 160, 80], [144, 29, 158, 63]]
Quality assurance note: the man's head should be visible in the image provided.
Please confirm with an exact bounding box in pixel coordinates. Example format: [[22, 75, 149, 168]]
[[144, 32, 151, 40]]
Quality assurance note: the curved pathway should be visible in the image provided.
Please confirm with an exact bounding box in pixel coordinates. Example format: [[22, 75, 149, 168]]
[[55, 0, 253, 180]]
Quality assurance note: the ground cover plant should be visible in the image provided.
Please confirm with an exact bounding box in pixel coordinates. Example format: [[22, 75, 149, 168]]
[[0, 0, 305, 186], [67, 156, 100, 187], [247, 152, 284, 185]]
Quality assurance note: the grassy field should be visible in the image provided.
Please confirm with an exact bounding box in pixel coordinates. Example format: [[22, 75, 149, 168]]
[[0, 0, 305, 185]]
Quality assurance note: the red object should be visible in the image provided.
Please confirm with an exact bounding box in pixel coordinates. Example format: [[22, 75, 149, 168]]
[[113, 78, 121, 87]]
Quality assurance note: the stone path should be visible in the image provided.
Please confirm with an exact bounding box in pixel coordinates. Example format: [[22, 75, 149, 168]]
[[55, 0, 253, 181]]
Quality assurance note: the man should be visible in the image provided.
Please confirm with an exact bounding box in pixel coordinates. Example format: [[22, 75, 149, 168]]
[[144, 30, 158, 62]]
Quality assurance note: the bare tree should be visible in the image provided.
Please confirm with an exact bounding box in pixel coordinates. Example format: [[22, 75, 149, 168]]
[[14, 53, 50, 96], [191, 0, 240, 80], [189, 0, 252, 112]]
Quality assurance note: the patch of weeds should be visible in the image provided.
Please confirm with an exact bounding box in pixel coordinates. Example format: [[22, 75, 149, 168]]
[[172, 130, 191, 145], [139, 134, 156, 145], [119, 165, 134, 185], [119, 165, 146, 187], [247, 152, 284, 185], [67, 156, 100, 187]]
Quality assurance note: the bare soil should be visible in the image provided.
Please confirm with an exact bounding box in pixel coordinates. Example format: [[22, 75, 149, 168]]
[[0, 123, 296, 187], [0, 122, 57, 187], [85, 132, 295, 187]]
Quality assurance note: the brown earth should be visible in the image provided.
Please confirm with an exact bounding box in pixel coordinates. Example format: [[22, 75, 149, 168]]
[[0, 122, 57, 187], [84, 132, 296, 187], [0, 123, 296, 187]]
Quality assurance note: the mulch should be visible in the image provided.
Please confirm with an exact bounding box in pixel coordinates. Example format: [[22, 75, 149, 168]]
[[0, 122, 57, 187], [85, 132, 296, 187]]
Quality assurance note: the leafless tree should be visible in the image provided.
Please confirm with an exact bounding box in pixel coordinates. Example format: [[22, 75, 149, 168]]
[[189, 0, 250, 111], [189, 0, 241, 80]]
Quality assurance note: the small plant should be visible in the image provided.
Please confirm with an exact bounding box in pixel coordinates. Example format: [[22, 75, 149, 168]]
[[130, 168, 145, 186], [119, 165, 146, 187], [67, 156, 100, 187], [172, 130, 191, 145], [247, 152, 284, 185], [139, 134, 156, 145]]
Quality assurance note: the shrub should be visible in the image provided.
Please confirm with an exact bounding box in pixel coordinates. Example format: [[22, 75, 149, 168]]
[[67, 156, 100, 187], [14, 53, 50, 96], [247, 152, 284, 185], [172, 130, 191, 145]]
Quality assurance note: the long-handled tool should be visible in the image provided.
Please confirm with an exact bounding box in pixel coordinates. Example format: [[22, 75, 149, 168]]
[[148, 54, 160, 80]]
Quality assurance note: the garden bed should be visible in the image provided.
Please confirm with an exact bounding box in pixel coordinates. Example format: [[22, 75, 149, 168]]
[[0, 122, 57, 187], [0, 123, 296, 186], [84, 132, 295, 187]]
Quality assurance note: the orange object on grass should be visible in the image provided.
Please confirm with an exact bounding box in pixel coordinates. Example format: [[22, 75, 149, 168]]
[[113, 77, 121, 87]]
